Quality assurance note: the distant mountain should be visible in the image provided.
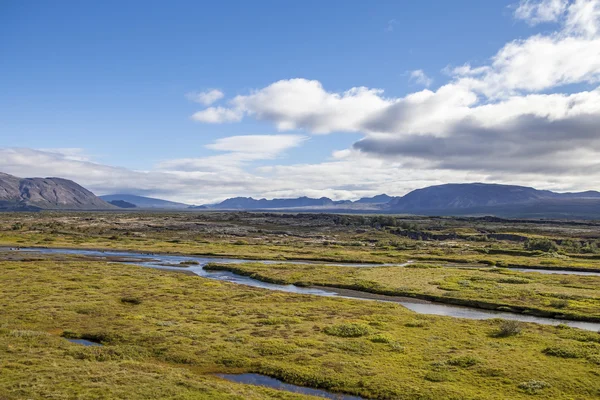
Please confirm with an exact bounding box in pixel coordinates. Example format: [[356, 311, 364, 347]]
[[100, 194, 190, 209], [355, 194, 393, 204], [0, 172, 113, 211], [108, 200, 137, 208], [207, 196, 337, 210], [386, 183, 600, 216]]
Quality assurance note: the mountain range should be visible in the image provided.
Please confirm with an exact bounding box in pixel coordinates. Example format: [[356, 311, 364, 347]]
[[1, 171, 600, 218]]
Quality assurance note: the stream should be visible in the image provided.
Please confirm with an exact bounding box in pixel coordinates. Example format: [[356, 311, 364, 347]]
[[10, 247, 600, 332]]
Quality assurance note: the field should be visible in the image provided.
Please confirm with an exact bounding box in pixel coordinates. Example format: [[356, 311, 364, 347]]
[[1, 211, 600, 399]]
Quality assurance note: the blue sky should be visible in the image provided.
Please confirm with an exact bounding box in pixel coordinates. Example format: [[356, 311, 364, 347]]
[[1, 0, 600, 203]]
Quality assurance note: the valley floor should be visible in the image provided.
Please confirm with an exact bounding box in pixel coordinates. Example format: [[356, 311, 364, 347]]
[[1, 212, 599, 399]]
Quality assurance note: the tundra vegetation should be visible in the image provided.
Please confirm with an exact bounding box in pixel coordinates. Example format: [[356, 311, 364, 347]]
[[0, 211, 599, 399]]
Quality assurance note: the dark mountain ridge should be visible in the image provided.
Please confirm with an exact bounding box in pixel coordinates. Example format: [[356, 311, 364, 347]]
[[199, 183, 600, 218], [387, 183, 600, 212]]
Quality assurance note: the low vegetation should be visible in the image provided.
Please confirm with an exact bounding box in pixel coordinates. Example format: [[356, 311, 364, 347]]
[[1, 212, 599, 399], [204, 262, 600, 321], [1, 258, 600, 399]]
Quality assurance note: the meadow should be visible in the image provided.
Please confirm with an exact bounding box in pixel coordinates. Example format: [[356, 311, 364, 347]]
[[1, 211, 600, 399]]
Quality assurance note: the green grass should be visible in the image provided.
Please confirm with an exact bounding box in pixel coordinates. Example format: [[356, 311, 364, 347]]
[[1, 257, 600, 399], [2, 211, 600, 271], [204, 262, 600, 321]]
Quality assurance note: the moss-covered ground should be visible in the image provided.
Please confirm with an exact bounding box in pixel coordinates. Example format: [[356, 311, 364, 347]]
[[1, 212, 600, 399]]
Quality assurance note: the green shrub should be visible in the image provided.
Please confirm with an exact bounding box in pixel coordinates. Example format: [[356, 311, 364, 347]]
[[324, 323, 370, 338], [542, 346, 582, 359], [447, 355, 480, 368], [370, 334, 393, 343], [494, 320, 523, 337], [518, 380, 550, 394], [424, 371, 454, 382], [121, 296, 142, 305], [405, 320, 428, 328], [550, 299, 569, 309], [524, 238, 559, 252]]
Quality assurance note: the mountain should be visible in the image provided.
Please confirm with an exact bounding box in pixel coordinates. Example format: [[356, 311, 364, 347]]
[[0, 172, 113, 211], [100, 194, 190, 209], [386, 183, 600, 216], [108, 200, 137, 208], [207, 196, 337, 210], [354, 194, 393, 204]]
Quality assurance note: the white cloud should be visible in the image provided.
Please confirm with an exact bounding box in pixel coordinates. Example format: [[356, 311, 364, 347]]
[[514, 0, 568, 25], [191, 106, 243, 123], [205, 134, 307, 154], [158, 134, 308, 172], [185, 0, 600, 184], [36, 148, 92, 162], [214, 79, 392, 133], [409, 70, 433, 87], [565, 0, 600, 37], [186, 89, 224, 105]]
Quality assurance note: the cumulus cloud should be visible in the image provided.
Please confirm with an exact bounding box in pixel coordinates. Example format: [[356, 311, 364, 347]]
[[186, 0, 600, 187], [186, 89, 224, 105], [195, 79, 392, 133], [409, 70, 433, 87]]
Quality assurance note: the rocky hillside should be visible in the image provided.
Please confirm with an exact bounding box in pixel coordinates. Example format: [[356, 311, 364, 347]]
[[0, 172, 113, 211]]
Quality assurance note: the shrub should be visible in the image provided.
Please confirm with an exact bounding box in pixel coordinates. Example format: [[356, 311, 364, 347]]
[[550, 299, 569, 309], [370, 334, 393, 343], [255, 339, 297, 356], [388, 342, 405, 353], [447, 355, 480, 368], [405, 319, 428, 328], [524, 238, 559, 252], [324, 323, 370, 338], [120, 296, 142, 305], [498, 277, 530, 284], [542, 346, 582, 359], [494, 320, 523, 337], [424, 371, 453, 382], [518, 380, 550, 394]]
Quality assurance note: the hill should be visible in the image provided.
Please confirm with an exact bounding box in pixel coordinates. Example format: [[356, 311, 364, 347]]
[[100, 194, 190, 209], [108, 200, 137, 208], [355, 194, 393, 204], [386, 183, 600, 217], [0, 172, 113, 211]]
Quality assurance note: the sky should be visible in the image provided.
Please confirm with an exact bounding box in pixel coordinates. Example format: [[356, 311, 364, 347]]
[[1, 0, 600, 204]]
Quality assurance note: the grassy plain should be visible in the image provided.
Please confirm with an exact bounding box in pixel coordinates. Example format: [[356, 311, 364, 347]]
[[1, 212, 600, 399], [1, 212, 600, 270], [1, 258, 600, 399], [205, 262, 600, 321]]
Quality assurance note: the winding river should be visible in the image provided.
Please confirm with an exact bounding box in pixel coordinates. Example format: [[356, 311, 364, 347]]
[[10, 247, 600, 332]]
